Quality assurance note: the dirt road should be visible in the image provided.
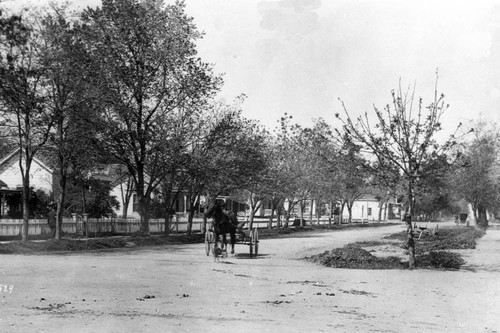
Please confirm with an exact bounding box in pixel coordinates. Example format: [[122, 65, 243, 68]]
[[0, 223, 499, 332]]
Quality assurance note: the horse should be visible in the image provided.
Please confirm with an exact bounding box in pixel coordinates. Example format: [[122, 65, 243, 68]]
[[205, 202, 240, 255]]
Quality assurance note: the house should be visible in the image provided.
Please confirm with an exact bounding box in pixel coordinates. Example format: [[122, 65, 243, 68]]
[[345, 195, 390, 222], [0, 148, 53, 194], [109, 175, 138, 219], [110, 179, 203, 219], [253, 194, 400, 222], [0, 148, 53, 217]]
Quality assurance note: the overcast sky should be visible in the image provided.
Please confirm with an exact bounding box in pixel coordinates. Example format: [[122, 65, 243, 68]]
[[3, 0, 500, 134]]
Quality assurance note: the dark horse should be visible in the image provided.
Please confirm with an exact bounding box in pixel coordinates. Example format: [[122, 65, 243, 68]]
[[205, 201, 242, 255]]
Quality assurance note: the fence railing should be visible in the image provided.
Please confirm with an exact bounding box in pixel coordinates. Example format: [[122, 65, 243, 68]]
[[0, 216, 398, 236], [0, 218, 204, 236]]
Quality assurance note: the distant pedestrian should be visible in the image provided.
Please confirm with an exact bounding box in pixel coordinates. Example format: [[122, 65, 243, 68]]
[[47, 209, 56, 237]]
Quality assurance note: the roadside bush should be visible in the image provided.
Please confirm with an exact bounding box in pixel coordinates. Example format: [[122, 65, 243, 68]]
[[292, 218, 307, 226], [310, 226, 484, 270], [384, 227, 484, 251], [417, 251, 466, 270], [307, 244, 403, 269], [419, 227, 485, 253]]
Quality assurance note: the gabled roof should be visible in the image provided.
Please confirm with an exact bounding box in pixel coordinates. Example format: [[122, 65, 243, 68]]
[[0, 148, 54, 174], [90, 163, 130, 186]]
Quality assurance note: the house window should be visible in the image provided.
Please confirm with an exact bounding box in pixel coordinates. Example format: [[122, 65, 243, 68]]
[[132, 194, 139, 212], [367, 207, 372, 216]]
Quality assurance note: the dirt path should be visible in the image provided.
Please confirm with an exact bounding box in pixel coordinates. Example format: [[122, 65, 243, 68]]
[[0, 223, 499, 332]]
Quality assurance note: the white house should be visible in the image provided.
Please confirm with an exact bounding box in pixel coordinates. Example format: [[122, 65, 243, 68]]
[[254, 194, 400, 222], [0, 148, 53, 194], [109, 179, 139, 219], [0, 149, 53, 217], [109, 180, 194, 219], [345, 195, 385, 222]]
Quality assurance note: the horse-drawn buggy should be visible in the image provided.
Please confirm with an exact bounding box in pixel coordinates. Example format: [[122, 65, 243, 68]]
[[204, 201, 259, 259]]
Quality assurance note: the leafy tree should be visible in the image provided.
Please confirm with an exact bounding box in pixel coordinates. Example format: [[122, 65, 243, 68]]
[[64, 176, 119, 218], [85, 181, 120, 218], [447, 122, 500, 227], [338, 76, 463, 268], [0, 11, 53, 241], [5, 187, 52, 219], [289, 119, 341, 226], [195, 101, 268, 232], [79, 0, 221, 233], [270, 114, 308, 227], [413, 155, 453, 221], [35, 4, 102, 239], [368, 159, 403, 223], [335, 135, 370, 223], [300, 119, 344, 226], [30, 188, 52, 218], [261, 140, 289, 228]]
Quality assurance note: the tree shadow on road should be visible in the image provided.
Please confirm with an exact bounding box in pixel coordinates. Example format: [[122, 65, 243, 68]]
[[233, 253, 270, 260]]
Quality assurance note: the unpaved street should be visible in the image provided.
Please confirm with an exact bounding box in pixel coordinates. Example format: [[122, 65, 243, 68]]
[[0, 223, 499, 332]]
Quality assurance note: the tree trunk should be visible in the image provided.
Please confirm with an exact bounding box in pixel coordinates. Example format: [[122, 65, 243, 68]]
[[406, 217, 416, 269], [406, 181, 416, 269], [202, 213, 208, 235], [347, 203, 353, 223], [249, 199, 261, 230], [377, 200, 384, 223], [186, 192, 193, 235], [268, 201, 275, 229], [120, 178, 133, 219], [284, 209, 290, 228], [328, 200, 333, 228], [472, 204, 479, 226], [81, 184, 87, 214], [165, 212, 172, 237], [163, 187, 172, 237], [134, 163, 150, 234], [22, 182, 30, 242], [477, 203, 488, 228], [186, 193, 199, 235], [21, 159, 32, 242], [316, 200, 320, 225], [139, 195, 151, 234], [187, 209, 195, 235], [339, 202, 345, 224], [56, 173, 66, 240], [309, 198, 313, 226], [299, 200, 305, 227], [276, 203, 283, 229]]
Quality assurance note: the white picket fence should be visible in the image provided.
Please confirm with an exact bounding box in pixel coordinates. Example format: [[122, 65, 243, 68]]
[[0, 217, 204, 236], [0, 215, 389, 236]]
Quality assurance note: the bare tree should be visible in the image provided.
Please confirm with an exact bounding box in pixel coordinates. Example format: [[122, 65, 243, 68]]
[[338, 75, 464, 268]]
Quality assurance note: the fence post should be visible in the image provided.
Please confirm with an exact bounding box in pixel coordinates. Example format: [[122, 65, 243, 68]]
[[82, 213, 89, 238]]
